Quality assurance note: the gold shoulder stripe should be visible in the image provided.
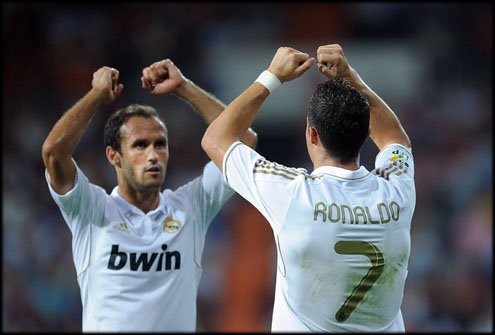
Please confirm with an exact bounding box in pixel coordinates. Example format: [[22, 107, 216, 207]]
[[379, 162, 396, 179], [254, 164, 300, 178], [255, 160, 306, 176], [253, 168, 319, 181], [254, 159, 317, 180], [395, 168, 409, 177], [385, 167, 399, 180], [264, 159, 306, 173], [385, 161, 403, 180], [253, 168, 296, 181], [377, 161, 410, 180]]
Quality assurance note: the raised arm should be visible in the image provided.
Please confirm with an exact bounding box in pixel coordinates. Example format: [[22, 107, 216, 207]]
[[42, 67, 123, 195], [316, 44, 411, 152], [201, 47, 315, 170], [141, 59, 258, 149]]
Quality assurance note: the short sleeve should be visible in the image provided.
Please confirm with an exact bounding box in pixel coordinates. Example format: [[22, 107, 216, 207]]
[[223, 141, 300, 233], [173, 161, 235, 233], [45, 160, 106, 274], [374, 143, 416, 206], [168, 161, 234, 267], [375, 144, 414, 178]]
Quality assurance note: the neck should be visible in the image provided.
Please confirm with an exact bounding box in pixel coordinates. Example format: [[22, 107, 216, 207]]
[[117, 183, 161, 214], [312, 153, 360, 171]]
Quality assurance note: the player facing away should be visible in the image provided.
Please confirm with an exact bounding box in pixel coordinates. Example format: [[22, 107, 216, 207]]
[[201, 44, 415, 332], [42, 59, 257, 331]]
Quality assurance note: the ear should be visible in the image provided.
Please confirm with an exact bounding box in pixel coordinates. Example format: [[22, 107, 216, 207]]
[[309, 126, 319, 145], [106, 146, 121, 168]]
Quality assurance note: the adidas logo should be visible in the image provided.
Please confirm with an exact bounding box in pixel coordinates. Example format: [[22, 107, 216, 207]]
[[113, 222, 130, 234]]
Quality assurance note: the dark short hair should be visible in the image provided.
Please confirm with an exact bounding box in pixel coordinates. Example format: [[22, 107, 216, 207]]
[[308, 78, 370, 164], [104, 104, 166, 153]]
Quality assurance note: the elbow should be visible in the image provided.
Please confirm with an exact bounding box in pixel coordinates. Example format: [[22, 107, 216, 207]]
[[201, 130, 215, 158], [42, 139, 54, 165], [42, 138, 65, 168]]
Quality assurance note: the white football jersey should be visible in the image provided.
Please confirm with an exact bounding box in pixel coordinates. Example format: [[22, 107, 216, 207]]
[[223, 142, 415, 332], [46, 160, 234, 332]]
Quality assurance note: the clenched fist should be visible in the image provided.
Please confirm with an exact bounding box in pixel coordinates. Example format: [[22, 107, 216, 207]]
[[92, 66, 124, 104], [316, 44, 351, 79], [267, 47, 316, 83], [141, 59, 188, 96]]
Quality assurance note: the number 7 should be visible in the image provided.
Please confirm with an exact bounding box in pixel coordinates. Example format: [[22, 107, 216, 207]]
[[334, 241, 384, 322]]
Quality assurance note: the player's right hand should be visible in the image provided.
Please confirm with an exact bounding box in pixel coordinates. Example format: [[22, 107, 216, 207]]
[[267, 47, 315, 83], [316, 44, 351, 79], [91, 66, 124, 104]]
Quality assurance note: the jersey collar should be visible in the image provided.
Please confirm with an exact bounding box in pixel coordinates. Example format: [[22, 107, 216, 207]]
[[311, 165, 370, 181], [110, 186, 166, 220]]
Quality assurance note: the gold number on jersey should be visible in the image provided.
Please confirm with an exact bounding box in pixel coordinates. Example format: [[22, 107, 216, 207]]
[[334, 241, 384, 322]]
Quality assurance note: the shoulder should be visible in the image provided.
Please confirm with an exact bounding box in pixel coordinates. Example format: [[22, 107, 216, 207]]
[[253, 158, 314, 182], [372, 144, 416, 207], [161, 182, 198, 211], [161, 187, 182, 203], [224, 141, 261, 167], [374, 143, 414, 181]]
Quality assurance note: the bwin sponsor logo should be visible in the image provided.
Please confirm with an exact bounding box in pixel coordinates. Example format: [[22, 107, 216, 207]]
[[107, 244, 181, 271]]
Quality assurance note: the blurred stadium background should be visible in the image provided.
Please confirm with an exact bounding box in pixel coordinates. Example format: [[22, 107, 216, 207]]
[[2, 2, 492, 332]]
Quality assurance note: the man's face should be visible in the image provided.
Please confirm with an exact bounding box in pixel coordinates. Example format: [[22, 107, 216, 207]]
[[117, 116, 169, 192]]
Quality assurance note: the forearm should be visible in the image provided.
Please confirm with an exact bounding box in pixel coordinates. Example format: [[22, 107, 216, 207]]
[[202, 83, 268, 169], [346, 68, 411, 151], [42, 88, 105, 194], [43, 89, 104, 160], [176, 79, 224, 124], [177, 80, 258, 148]]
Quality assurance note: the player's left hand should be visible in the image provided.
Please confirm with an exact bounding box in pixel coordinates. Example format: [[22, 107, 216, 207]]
[[267, 47, 316, 83], [316, 44, 351, 79], [141, 59, 188, 95]]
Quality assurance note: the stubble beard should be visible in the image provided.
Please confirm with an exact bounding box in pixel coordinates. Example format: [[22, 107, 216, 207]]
[[124, 163, 166, 194]]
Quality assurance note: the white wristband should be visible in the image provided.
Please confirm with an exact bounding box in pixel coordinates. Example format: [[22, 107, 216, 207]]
[[255, 70, 281, 93]]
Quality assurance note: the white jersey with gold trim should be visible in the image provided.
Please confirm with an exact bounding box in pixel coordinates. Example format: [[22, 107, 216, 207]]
[[46, 160, 234, 332], [223, 142, 415, 332]]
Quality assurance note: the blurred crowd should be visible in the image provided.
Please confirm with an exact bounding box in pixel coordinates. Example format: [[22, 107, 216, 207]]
[[2, 3, 492, 332]]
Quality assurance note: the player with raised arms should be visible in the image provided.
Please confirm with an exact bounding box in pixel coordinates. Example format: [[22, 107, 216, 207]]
[[201, 44, 415, 332], [42, 59, 257, 331]]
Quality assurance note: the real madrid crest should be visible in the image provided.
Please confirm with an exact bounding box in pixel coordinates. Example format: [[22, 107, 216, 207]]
[[163, 216, 181, 233]]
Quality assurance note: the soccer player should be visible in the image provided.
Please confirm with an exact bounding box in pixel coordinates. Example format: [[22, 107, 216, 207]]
[[42, 59, 258, 331], [201, 44, 415, 332]]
